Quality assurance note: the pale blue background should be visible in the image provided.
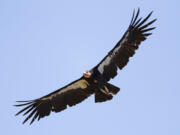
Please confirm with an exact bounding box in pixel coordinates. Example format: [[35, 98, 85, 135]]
[[1, 0, 180, 135]]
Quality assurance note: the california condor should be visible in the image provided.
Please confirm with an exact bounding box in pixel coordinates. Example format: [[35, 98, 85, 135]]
[[15, 8, 156, 124]]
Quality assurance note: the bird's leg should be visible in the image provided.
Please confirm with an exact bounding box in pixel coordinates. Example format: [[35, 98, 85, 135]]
[[110, 91, 116, 95], [100, 85, 110, 95], [100, 89, 108, 95], [104, 85, 109, 94]]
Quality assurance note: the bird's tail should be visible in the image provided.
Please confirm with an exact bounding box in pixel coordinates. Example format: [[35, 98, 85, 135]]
[[95, 83, 120, 103]]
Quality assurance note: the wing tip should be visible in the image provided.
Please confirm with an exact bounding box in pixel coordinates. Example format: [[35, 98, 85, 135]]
[[130, 8, 141, 24], [14, 99, 38, 125], [130, 8, 157, 29]]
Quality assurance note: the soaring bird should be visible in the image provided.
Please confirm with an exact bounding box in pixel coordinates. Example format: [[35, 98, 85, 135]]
[[15, 9, 156, 124]]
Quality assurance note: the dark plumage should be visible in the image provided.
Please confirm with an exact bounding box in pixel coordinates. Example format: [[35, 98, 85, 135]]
[[15, 8, 156, 124]]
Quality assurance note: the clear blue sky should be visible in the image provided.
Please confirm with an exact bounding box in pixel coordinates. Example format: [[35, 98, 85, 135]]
[[1, 0, 180, 135]]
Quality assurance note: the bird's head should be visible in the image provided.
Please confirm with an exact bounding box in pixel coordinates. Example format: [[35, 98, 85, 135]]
[[83, 70, 92, 78]]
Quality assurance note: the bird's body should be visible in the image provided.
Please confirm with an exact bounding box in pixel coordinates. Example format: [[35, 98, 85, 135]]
[[15, 9, 156, 124]]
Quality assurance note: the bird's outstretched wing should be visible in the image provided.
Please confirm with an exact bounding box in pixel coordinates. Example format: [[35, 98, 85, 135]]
[[96, 9, 156, 81], [15, 78, 94, 124]]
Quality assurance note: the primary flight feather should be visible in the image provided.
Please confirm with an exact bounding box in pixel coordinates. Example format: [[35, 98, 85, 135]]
[[15, 9, 156, 124]]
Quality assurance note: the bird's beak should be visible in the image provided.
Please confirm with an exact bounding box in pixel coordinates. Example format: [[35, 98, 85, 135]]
[[83, 72, 91, 78]]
